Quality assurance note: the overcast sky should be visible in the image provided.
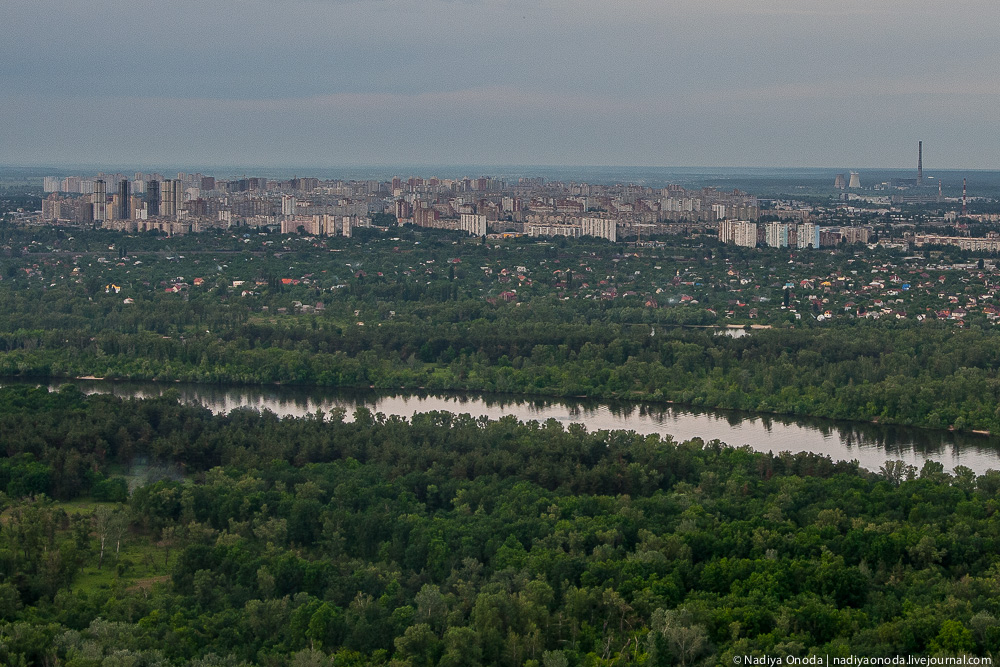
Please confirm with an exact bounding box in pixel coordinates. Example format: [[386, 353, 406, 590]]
[[3, 0, 998, 169]]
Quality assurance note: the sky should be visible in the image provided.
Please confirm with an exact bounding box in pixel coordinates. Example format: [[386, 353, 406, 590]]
[[3, 0, 999, 170]]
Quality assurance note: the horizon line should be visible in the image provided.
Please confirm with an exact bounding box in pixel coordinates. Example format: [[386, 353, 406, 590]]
[[4, 163, 995, 175]]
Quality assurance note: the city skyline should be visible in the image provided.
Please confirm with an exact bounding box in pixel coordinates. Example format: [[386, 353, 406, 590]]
[[3, 0, 1000, 169]]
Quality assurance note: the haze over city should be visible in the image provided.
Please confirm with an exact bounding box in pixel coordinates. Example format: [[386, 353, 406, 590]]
[[4, 0, 1000, 169]]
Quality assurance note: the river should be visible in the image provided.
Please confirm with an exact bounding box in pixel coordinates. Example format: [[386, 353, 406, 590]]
[[10, 378, 1000, 475]]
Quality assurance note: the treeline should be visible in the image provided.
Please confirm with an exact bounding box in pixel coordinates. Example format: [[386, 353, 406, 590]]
[[3, 285, 1000, 431], [3, 223, 1000, 434], [1, 385, 1000, 664]]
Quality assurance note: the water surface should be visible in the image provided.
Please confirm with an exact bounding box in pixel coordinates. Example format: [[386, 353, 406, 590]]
[[16, 379, 1000, 475]]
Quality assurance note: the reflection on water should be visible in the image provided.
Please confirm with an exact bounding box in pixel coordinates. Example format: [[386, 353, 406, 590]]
[[7, 378, 1000, 474]]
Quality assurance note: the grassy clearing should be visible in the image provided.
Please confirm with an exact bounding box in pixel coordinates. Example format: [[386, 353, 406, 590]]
[[38, 499, 178, 596], [52, 498, 115, 516], [71, 537, 175, 596]]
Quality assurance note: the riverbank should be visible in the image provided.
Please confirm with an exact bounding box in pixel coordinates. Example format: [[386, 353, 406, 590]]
[[4, 375, 999, 474]]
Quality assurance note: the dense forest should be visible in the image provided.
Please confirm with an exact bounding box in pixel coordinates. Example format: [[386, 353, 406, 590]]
[[0, 385, 997, 665], [3, 227, 1000, 433]]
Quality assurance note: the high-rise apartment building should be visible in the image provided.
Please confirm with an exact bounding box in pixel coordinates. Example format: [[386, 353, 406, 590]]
[[160, 180, 183, 218], [841, 226, 870, 244], [117, 180, 131, 221], [734, 222, 758, 248], [92, 180, 107, 222], [797, 223, 820, 249], [581, 217, 617, 242], [146, 180, 160, 217], [719, 219, 758, 246], [765, 222, 789, 248], [131, 195, 145, 220], [459, 213, 487, 237], [41, 194, 62, 222], [161, 180, 175, 218], [171, 180, 184, 218], [718, 219, 737, 244]]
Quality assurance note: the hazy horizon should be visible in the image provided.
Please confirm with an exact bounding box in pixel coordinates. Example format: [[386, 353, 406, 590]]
[[6, 162, 996, 173], [8, 163, 997, 186]]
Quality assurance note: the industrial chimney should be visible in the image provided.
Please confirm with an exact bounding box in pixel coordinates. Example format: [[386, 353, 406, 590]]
[[917, 141, 923, 186]]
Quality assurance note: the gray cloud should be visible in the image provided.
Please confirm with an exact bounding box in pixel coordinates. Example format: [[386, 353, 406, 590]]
[[3, 0, 999, 167]]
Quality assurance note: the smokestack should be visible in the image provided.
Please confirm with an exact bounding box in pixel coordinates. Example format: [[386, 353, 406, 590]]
[[917, 141, 923, 186], [938, 179, 942, 203], [962, 178, 967, 216]]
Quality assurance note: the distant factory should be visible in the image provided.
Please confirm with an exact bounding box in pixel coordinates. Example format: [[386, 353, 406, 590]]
[[835, 142, 943, 203]]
